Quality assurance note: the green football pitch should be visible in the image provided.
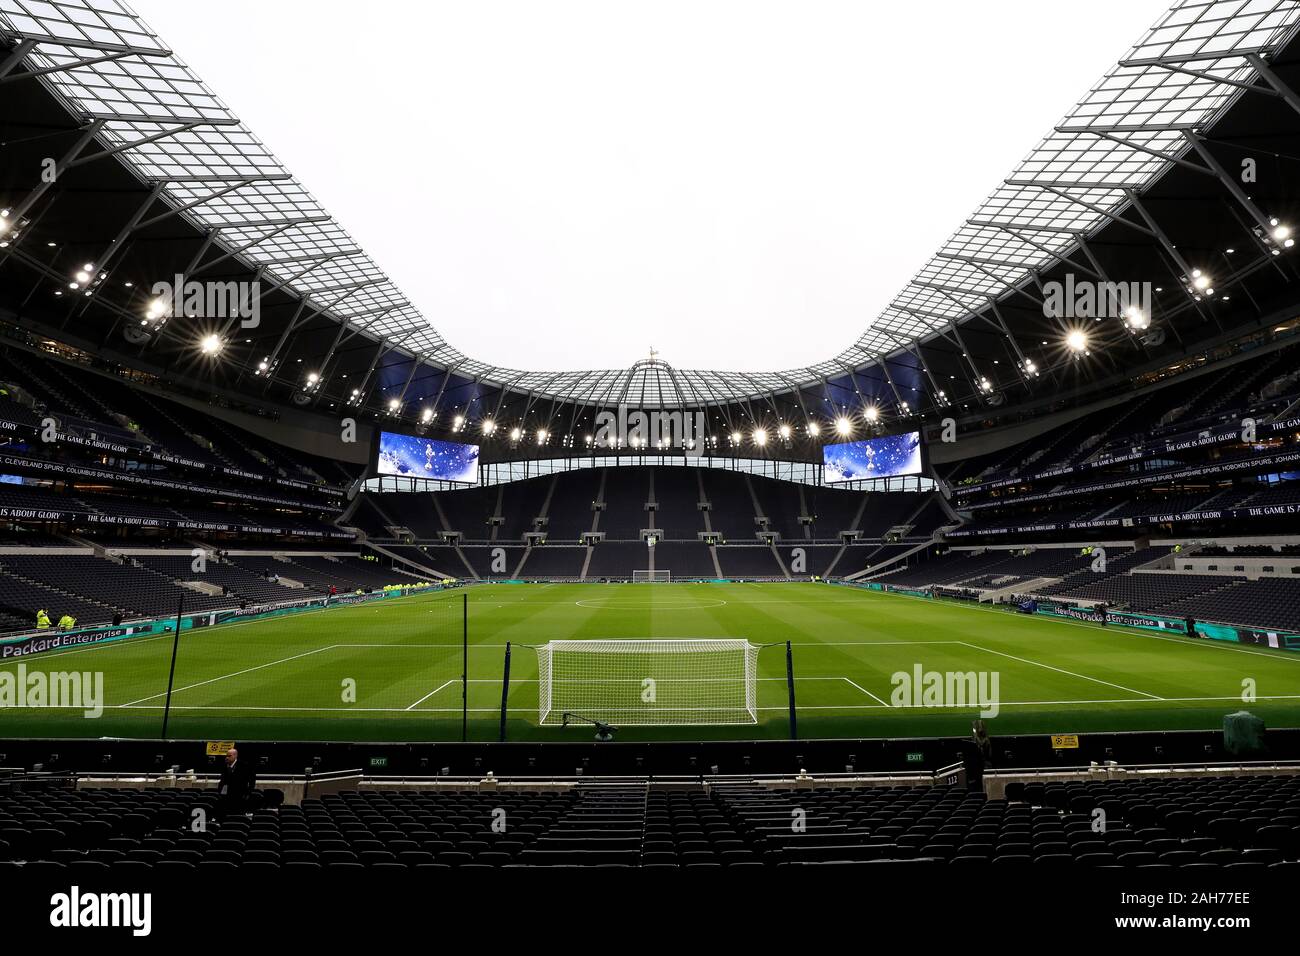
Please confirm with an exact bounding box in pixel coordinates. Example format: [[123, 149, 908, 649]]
[[3, 582, 1300, 742]]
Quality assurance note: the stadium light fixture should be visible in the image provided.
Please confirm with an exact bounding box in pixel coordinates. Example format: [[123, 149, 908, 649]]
[[1123, 305, 1150, 331], [864, 406, 879, 423], [1066, 329, 1088, 353], [198, 334, 223, 355], [509, 426, 522, 441], [388, 398, 400, 413], [778, 423, 791, 440], [421, 408, 434, 423], [807, 421, 821, 437], [481, 419, 496, 435], [452, 414, 465, 431], [144, 297, 169, 322], [729, 430, 743, 445], [753, 428, 768, 447], [537, 429, 549, 444], [835, 416, 852, 436], [1186, 269, 1214, 296]]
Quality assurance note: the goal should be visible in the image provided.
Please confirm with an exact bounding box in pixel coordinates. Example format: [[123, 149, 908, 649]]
[[632, 569, 670, 583], [535, 638, 760, 726]]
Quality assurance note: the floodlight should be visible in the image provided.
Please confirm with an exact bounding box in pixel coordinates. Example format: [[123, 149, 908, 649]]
[[1123, 305, 1150, 330], [199, 334, 223, 355], [1066, 329, 1088, 352], [835, 417, 851, 436]]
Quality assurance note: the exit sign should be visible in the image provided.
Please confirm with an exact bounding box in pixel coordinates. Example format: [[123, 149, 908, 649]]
[[369, 756, 389, 768], [906, 752, 924, 763]]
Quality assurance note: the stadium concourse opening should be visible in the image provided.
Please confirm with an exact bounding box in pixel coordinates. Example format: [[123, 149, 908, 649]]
[[4, 0, 1300, 917]]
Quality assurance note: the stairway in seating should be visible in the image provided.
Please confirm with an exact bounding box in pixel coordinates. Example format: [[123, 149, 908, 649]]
[[5, 352, 92, 419]]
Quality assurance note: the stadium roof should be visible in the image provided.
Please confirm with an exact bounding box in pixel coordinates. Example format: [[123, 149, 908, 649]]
[[2, 0, 1300, 432]]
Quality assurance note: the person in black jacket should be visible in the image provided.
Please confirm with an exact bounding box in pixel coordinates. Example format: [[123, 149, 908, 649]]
[[216, 747, 256, 817]]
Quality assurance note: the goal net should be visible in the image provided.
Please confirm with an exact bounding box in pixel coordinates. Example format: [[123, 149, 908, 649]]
[[536, 639, 760, 726], [632, 569, 670, 583]]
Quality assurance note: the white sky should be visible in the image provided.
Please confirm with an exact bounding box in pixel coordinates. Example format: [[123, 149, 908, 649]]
[[139, 0, 1168, 373]]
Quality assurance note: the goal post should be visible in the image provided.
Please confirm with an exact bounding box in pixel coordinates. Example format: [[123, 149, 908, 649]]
[[632, 569, 670, 583], [535, 638, 760, 726]]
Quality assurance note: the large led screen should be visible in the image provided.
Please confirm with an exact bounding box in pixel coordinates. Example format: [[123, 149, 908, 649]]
[[375, 431, 480, 484], [822, 431, 922, 483]]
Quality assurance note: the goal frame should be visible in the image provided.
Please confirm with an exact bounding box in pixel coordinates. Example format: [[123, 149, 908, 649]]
[[534, 638, 759, 727], [632, 569, 671, 583]]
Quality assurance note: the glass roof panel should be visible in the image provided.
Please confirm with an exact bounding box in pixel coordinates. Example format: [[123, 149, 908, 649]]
[[2, 0, 1298, 404]]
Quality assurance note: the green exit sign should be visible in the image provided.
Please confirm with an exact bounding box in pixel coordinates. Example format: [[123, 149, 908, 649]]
[[369, 756, 388, 769], [906, 752, 924, 764]]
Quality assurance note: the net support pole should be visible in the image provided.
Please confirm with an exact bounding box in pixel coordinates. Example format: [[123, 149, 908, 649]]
[[461, 591, 469, 742], [785, 640, 797, 741], [160, 595, 184, 740], [498, 642, 512, 742]]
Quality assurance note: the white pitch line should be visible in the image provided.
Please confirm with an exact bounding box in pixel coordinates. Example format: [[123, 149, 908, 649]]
[[332, 642, 510, 648], [119, 643, 340, 707], [955, 641, 1164, 700], [404, 679, 456, 711], [815, 641, 963, 647], [842, 676, 890, 707], [23, 692, 1297, 715]]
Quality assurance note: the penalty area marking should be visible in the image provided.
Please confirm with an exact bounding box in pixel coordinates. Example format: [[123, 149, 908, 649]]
[[405, 679, 457, 711], [574, 598, 728, 610]]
